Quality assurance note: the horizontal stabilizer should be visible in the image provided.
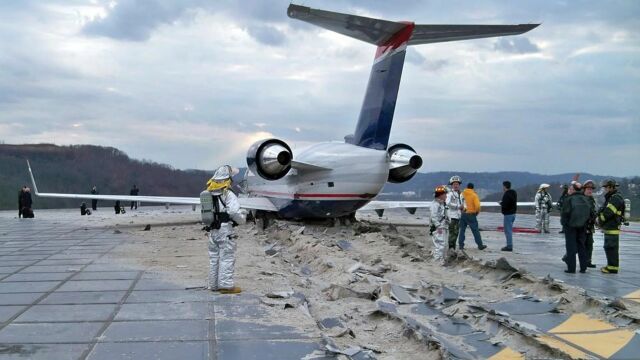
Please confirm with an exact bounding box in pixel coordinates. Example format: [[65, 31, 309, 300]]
[[409, 24, 539, 45], [288, 4, 539, 47]]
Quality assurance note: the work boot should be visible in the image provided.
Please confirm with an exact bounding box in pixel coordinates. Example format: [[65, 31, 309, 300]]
[[501, 246, 512, 252], [601, 266, 618, 274], [477, 245, 487, 250], [219, 287, 242, 294], [587, 263, 596, 268]]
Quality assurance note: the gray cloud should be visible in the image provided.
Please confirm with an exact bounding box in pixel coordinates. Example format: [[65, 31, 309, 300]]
[[82, 0, 198, 41], [245, 24, 286, 46], [493, 37, 540, 54]]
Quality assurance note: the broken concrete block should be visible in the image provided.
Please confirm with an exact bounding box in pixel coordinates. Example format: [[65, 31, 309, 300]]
[[325, 284, 375, 301], [389, 284, 421, 304], [265, 290, 294, 299], [337, 240, 353, 251]]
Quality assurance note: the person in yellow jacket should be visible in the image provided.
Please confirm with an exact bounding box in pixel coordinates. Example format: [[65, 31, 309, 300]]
[[458, 183, 487, 251]]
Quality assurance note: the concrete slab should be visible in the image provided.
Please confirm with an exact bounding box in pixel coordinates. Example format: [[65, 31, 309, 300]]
[[0, 281, 61, 294], [0, 305, 27, 322], [133, 279, 193, 290], [40, 291, 127, 305], [36, 259, 94, 266], [126, 289, 213, 303], [0, 322, 103, 343], [56, 279, 135, 292], [0, 266, 25, 274], [114, 302, 209, 321], [3, 273, 72, 282], [0, 293, 44, 305], [214, 304, 268, 319], [14, 304, 117, 322], [216, 319, 316, 341], [217, 340, 329, 360], [87, 341, 209, 360], [72, 271, 140, 280], [0, 343, 90, 360], [100, 320, 208, 342], [19, 265, 82, 273]]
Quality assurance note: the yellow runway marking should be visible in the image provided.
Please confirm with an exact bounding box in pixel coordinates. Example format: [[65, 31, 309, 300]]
[[487, 347, 524, 360], [556, 330, 635, 359], [550, 313, 615, 333], [622, 289, 640, 304], [537, 335, 588, 359]]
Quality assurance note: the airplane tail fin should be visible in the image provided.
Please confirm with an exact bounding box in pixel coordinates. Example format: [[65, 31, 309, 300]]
[[288, 4, 538, 150]]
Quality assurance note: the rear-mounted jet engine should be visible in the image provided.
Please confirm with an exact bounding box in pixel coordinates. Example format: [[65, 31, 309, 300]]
[[387, 143, 423, 183], [247, 138, 293, 180]]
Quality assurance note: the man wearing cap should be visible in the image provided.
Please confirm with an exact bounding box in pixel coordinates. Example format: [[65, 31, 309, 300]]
[[204, 165, 247, 293], [458, 183, 487, 251], [429, 185, 449, 262], [500, 181, 517, 251], [535, 184, 553, 233], [583, 180, 597, 268], [598, 179, 625, 274], [561, 182, 590, 273], [446, 176, 463, 252]]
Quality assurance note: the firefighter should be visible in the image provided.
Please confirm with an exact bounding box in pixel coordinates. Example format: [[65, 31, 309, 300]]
[[445, 176, 463, 251], [204, 165, 246, 293], [598, 179, 625, 274], [430, 185, 449, 262], [535, 184, 553, 233]]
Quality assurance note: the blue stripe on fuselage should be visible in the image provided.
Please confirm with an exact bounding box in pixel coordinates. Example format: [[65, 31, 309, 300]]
[[351, 50, 407, 150]]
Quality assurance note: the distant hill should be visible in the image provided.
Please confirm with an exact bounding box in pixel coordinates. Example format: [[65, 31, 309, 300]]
[[0, 144, 213, 210], [1, 144, 637, 217], [380, 171, 620, 200]]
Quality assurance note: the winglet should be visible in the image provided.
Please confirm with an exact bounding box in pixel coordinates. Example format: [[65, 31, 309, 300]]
[[26, 160, 40, 195]]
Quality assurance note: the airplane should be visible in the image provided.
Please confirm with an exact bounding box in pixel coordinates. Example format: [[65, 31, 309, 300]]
[[27, 4, 538, 221]]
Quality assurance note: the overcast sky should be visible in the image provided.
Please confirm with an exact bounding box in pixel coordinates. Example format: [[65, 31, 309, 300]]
[[0, 1, 638, 176]]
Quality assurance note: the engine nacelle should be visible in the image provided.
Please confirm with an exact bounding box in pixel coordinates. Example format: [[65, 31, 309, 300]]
[[246, 138, 293, 180], [387, 143, 423, 183]]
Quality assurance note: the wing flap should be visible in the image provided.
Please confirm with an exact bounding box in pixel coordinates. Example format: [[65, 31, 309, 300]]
[[238, 196, 278, 212], [291, 160, 332, 172]]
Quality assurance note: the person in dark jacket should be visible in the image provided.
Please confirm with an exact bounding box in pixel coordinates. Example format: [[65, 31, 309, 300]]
[[561, 182, 590, 273], [583, 180, 597, 268], [20, 187, 34, 218], [18, 186, 26, 218], [130, 184, 139, 210], [598, 179, 625, 274], [500, 181, 517, 251], [557, 184, 569, 233], [91, 185, 98, 211]]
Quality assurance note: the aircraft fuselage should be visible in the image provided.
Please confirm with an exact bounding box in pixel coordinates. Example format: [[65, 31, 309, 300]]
[[246, 142, 388, 218]]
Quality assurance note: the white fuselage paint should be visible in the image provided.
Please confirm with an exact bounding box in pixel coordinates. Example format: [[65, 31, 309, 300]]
[[246, 142, 389, 217]]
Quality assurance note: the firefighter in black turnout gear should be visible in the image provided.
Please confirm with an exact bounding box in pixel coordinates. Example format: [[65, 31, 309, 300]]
[[598, 179, 625, 274]]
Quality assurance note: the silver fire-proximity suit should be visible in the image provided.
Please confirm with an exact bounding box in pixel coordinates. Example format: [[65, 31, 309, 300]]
[[429, 199, 449, 261], [207, 188, 246, 290], [535, 190, 553, 233], [203, 165, 246, 291]]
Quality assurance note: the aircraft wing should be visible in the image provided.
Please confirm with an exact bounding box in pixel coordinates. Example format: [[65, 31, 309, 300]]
[[27, 160, 277, 211], [238, 197, 278, 212], [361, 201, 537, 211]]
